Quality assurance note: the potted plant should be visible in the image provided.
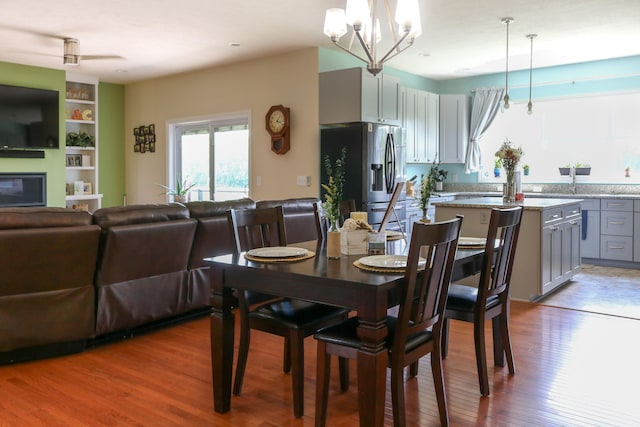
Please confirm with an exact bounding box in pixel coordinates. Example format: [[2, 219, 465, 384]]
[[321, 147, 347, 259], [419, 159, 442, 222], [559, 164, 571, 176], [494, 157, 502, 178], [159, 176, 195, 203], [523, 164, 530, 176], [435, 168, 448, 192], [574, 163, 591, 175]]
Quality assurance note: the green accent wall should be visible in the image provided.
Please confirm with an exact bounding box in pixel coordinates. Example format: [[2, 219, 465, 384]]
[[0, 62, 66, 206], [98, 83, 125, 207], [0, 61, 125, 208]]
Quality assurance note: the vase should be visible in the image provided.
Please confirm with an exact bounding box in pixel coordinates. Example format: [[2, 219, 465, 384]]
[[326, 218, 341, 259], [503, 171, 516, 203], [173, 195, 187, 204], [420, 208, 431, 223]]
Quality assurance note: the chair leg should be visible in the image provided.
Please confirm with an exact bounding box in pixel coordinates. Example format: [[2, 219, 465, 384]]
[[315, 341, 331, 427], [431, 345, 450, 427], [233, 309, 251, 396], [290, 331, 305, 418], [338, 357, 350, 391], [409, 361, 419, 378], [390, 362, 406, 427], [492, 316, 505, 367], [474, 319, 490, 396], [441, 318, 450, 358], [283, 336, 291, 373], [499, 313, 516, 375]]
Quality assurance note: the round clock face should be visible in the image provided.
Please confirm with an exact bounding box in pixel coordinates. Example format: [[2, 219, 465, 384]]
[[269, 110, 286, 134]]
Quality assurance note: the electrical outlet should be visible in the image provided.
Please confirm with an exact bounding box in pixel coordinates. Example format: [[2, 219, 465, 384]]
[[256, 175, 262, 187], [533, 185, 542, 192], [480, 212, 490, 224], [452, 173, 458, 183]]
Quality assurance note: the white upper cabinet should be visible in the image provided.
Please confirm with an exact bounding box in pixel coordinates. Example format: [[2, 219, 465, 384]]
[[403, 88, 439, 163], [439, 94, 471, 164]]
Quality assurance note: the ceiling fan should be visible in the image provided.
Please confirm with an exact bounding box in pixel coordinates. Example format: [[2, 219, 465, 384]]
[[62, 37, 122, 66]]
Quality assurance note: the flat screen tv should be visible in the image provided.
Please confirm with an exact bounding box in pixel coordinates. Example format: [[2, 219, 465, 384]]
[[0, 83, 59, 149]]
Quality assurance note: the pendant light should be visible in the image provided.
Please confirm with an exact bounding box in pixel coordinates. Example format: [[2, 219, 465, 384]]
[[501, 17, 514, 109], [526, 34, 537, 115]]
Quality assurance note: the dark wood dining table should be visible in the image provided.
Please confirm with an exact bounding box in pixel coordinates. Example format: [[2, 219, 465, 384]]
[[206, 239, 484, 427]]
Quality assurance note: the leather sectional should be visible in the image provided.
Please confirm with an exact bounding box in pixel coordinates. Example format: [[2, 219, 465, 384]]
[[0, 197, 320, 363]]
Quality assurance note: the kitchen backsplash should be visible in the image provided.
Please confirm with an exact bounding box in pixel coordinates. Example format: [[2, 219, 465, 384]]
[[442, 182, 640, 196]]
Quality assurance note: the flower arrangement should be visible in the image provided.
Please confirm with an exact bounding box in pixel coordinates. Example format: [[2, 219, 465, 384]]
[[495, 139, 523, 180], [321, 147, 347, 225], [419, 159, 443, 217]]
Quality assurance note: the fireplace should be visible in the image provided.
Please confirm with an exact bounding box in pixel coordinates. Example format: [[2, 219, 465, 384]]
[[0, 173, 46, 207]]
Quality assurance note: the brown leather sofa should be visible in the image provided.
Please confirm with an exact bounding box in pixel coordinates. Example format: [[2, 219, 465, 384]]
[[0, 207, 101, 363], [0, 197, 320, 363], [92, 204, 198, 337]]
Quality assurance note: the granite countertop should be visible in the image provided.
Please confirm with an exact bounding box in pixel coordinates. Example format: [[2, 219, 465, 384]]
[[432, 197, 583, 210]]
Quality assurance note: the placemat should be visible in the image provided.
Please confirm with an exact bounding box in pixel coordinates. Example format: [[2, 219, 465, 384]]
[[245, 251, 315, 263], [385, 232, 405, 241], [353, 260, 405, 274]]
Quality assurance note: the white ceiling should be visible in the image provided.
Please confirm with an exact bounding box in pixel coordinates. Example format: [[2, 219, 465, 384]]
[[1, 0, 639, 85]]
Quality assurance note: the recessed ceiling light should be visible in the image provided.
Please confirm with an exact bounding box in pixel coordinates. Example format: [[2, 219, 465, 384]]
[[229, 42, 241, 47], [419, 53, 431, 57]]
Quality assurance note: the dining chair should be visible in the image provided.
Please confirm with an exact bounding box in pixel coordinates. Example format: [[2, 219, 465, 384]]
[[441, 206, 523, 397], [313, 199, 357, 241], [314, 216, 463, 427], [227, 205, 350, 418]]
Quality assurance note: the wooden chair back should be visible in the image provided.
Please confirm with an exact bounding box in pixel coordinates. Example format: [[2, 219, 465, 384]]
[[478, 207, 523, 306], [393, 216, 463, 362], [227, 205, 287, 253]]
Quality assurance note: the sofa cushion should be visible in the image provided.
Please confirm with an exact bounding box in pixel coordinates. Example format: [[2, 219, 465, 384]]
[[185, 198, 255, 218], [92, 204, 190, 229], [0, 207, 92, 229]]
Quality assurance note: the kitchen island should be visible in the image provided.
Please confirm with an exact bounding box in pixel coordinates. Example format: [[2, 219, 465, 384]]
[[434, 197, 583, 301]]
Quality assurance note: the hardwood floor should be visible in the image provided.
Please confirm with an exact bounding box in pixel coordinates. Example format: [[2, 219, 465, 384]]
[[1, 301, 640, 426]]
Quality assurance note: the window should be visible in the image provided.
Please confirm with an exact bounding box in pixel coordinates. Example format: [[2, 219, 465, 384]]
[[169, 113, 249, 201], [478, 92, 640, 183]]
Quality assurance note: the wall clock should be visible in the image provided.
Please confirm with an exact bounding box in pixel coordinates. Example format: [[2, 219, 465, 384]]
[[265, 105, 290, 155]]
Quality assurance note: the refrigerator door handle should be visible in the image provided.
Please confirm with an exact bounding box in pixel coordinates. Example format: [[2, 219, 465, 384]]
[[384, 133, 395, 194]]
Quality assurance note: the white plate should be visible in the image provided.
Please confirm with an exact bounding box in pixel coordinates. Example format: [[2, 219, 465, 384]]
[[246, 246, 308, 258], [458, 237, 486, 247], [358, 255, 426, 269]]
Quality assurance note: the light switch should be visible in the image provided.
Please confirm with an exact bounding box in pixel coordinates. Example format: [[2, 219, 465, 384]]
[[256, 175, 262, 186], [296, 176, 311, 186]]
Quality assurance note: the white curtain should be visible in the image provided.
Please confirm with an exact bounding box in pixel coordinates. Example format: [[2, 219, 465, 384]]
[[464, 88, 505, 173]]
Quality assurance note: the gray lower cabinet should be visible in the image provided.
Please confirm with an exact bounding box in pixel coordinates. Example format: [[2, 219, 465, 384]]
[[635, 200, 640, 262], [541, 206, 581, 295], [581, 199, 600, 258], [600, 199, 634, 261]]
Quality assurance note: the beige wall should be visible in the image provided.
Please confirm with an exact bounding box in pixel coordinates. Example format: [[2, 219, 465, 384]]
[[124, 48, 320, 204]]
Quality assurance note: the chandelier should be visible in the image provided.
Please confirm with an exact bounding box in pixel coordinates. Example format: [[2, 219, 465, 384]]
[[323, 0, 422, 76]]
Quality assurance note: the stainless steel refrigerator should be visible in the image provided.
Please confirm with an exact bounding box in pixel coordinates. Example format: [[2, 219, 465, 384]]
[[320, 122, 406, 231]]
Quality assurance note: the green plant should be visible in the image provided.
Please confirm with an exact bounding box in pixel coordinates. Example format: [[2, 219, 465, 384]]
[[574, 163, 591, 168], [494, 157, 503, 169], [523, 164, 530, 170], [419, 159, 443, 214], [436, 168, 448, 182], [159, 176, 195, 196], [321, 147, 347, 223]]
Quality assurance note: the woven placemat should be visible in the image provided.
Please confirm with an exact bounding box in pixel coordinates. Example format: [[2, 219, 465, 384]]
[[245, 251, 315, 263], [386, 233, 404, 241], [353, 260, 405, 274]]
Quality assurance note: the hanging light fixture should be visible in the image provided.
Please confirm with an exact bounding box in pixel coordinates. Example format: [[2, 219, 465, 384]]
[[526, 34, 537, 115], [323, 0, 422, 76], [501, 17, 514, 109]]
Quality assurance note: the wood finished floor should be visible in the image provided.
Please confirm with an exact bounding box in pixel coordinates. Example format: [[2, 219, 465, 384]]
[[1, 297, 640, 426]]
